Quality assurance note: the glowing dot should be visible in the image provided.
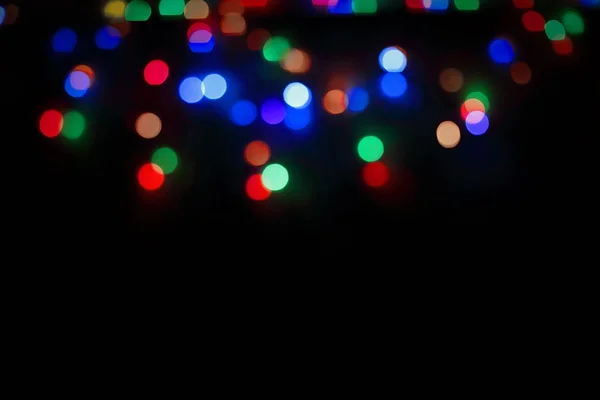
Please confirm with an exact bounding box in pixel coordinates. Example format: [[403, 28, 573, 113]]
[[283, 82, 311, 109], [179, 77, 204, 103], [125, 0, 152, 21], [347, 87, 369, 112], [466, 91, 490, 111], [138, 163, 165, 191], [62, 111, 86, 140], [323, 89, 348, 114], [95, 26, 121, 50], [39, 110, 63, 138], [465, 111, 489, 135], [184, 0, 210, 19], [231, 100, 257, 126], [262, 36, 290, 62], [362, 162, 390, 188], [379, 46, 407, 72], [439, 68, 464, 92], [144, 60, 169, 85], [135, 113, 162, 139], [52, 27, 77, 53], [510, 61, 532, 84], [151, 147, 178, 174], [358, 135, 384, 162], [68, 70, 91, 91], [261, 164, 289, 191], [201, 74, 227, 100], [261, 99, 286, 125], [246, 174, 271, 201], [380, 73, 407, 98], [460, 98, 486, 119], [244, 140, 271, 166], [436, 121, 460, 149], [488, 38, 515, 64], [545, 20, 566, 41]]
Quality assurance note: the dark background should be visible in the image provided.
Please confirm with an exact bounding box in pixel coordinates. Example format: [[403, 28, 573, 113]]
[[7, 1, 600, 246]]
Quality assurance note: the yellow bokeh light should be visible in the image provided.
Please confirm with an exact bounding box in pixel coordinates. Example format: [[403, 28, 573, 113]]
[[135, 113, 162, 139], [184, 0, 210, 19], [436, 121, 461, 149], [103, 0, 126, 19]]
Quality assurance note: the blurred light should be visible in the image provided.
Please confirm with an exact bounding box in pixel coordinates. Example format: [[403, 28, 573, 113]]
[[64, 73, 88, 98], [144, 60, 169, 85], [179, 77, 204, 103], [219, 0, 244, 15], [184, 0, 210, 19], [201, 74, 227, 100], [125, 0, 152, 21], [246, 174, 271, 201], [358, 135, 384, 162], [353, 0, 378, 13], [39, 110, 63, 138], [284, 106, 312, 131], [151, 147, 178, 174], [104, 1, 126, 19], [347, 87, 369, 112], [436, 121, 460, 148], [552, 37, 573, 55], [95, 26, 121, 49], [329, 0, 353, 13], [323, 90, 348, 114], [62, 110, 86, 140], [283, 82, 312, 109], [545, 20, 566, 41], [261, 164, 289, 191], [159, 0, 185, 16], [465, 111, 489, 135], [245, 140, 270, 167], [379, 46, 407, 72], [454, 0, 479, 11], [460, 98, 486, 119], [221, 13, 247, 36], [510, 61, 532, 84], [281, 49, 311, 74], [231, 100, 257, 126], [488, 38, 515, 64], [362, 162, 390, 188], [247, 29, 270, 51], [522, 10, 545, 32], [138, 163, 164, 191], [439, 68, 464, 92], [512, 0, 533, 9], [263, 37, 290, 62], [73, 65, 95, 85], [562, 10, 585, 35], [380, 73, 407, 98], [261, 99, 286, 125], [69, 70, 91, 91], [135, 113, 162, 139], [466, 91, 490, 111], [52, 27, 77, 53]]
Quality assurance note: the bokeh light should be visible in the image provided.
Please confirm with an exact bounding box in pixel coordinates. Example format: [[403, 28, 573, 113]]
[[347, 87, 369, 112], [179, 76, 204, 103], [135, 113, 162, 139], [52, 27, 77, 53], [39, 110, 63, 138], [201, 73, 227, 100], [510, 61, 532, 84], [138, 163, 164, 191], [488, 38, 515, 64], [358, 135, 384, 162], [261, 99, 286, 125], [323, 89, 348, 114], [95, 25, 121, 49], [231, 100, 258, 126], [465, 111, 489, 135], [151, 147, 179, 174], [144, 60, 169, 85], [436, 121, 460, 148], [261, 163, 289, 191], [379, 46, 407, 72], [246, 174, 271, 201], [62, 110, 86, 140], [283, 82, 312, 109], [380, 72, 407, 98], [245, 140, 270, 166], [362, 162, 390, 188], [439, 68, 464, 92]]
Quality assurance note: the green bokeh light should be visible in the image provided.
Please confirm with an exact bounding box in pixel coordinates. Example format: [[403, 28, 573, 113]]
[[545, 20, 566, 41], [262, 37, 290, 62], [151, 147, 178, 174], [125, 0, 152, 21], [61, 111, 85, 140], [158, 0, 185, 16], [454, 0, 479, 11], [466, 91, 490, 111], [358, 136, 384, 162], [562, 10, 584, 35], [261, 164, 289, 191], [352, 0, 377, 13]]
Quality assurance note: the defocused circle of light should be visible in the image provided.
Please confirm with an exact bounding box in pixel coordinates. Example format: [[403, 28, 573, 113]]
[[262, 37, 291, 62], [69, 71, 91, 91], [1, 4, 17, 25], [454, 0, 480, 11], [283, 82, 312, 109], [260, 99, 286, 125], [522, 10, 545, 32], [580, 0, 599, 5], [439, 68, 464, 92], [284, 107, 311, 131], [52, 27, 77, 53], [125, 0, 152, 21], [247, 28, 271, 51], [261, 164, 289, 191], [323, 89, 348, 114], [246, 174, 271, 201], [135, 113, 162, 139], [231, 100, 258, 126], [510, 61, 532, 84], [562, 10, 585, 35], [184, 0, 210, 19], [424, 0, 450, 11], [201, 74, 227, 100], [159, 0, 186, 16], [138, 163, 165, 191], [488, 38, 515, 64], [189, 35, 214, 52], [62, 111, 86, 140], [347, 87, 369, 112], [144, 60, 169, 86], [282, 49, 311, 74], [552, 38, 573, 56], [380, 73, 407, 98], [95, 26, 121, 50], [466, 91, 489, 111], [436, 121, 460, 149], [39, 110, 64, 138], [378, 46, 407, 72], [151, 147, 179, 174], [73, 65, 95, 85], [0, 7, 4, 25], [460, 98, 485, 119], [104, 1, 127, 19], [219, 0, 245, 15], [221, 13, 247, 36], [362, 162, 390, 188], [353, 0, 378, 13], [358, 135, 384, 162], [465, 111, 489, 135], [545, 20, 566, 41], [512, 0, 533, 8], [187, 21, 212, 38], [245, 141, 271, 166], [179, 77, 204, 103], [64, 74, 88, 98]]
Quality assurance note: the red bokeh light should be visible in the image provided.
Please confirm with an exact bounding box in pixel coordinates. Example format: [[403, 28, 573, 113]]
[[144, 60, 169, 86], [552, 37, 573, 56], [512, 0, 534, 9], [138, 163, 165, 191], [362, 162, 390, 188], [522, 11, 545, 32], [246, 174, 271, 201], [39, 110, 63, 138], [241, 0, 268, 6]]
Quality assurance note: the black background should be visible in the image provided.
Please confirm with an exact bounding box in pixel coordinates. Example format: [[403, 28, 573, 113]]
[[7, 1, 600, 248]]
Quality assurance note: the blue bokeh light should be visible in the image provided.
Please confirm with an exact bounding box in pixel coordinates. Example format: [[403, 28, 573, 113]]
[[179, 77, 204, 104], [189, 35, 215, 53], [201, 74, 227, 100], [230, 100, 257, 126], [329, 0, 353, 14], [52, 27, 77, 53], [65, 75, 88, 98], [380, 73, 407, 98], [379, 47, 407, 73], [284, 106, 311, 131], [95, 26, 121, 50], [465, 111, 490, 135], [488, 38, 515, 64], [261, 99, 286, 125], [283, 82, 311, 109], [0, 7, 5, 25], [347, 87, 370, 112]]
